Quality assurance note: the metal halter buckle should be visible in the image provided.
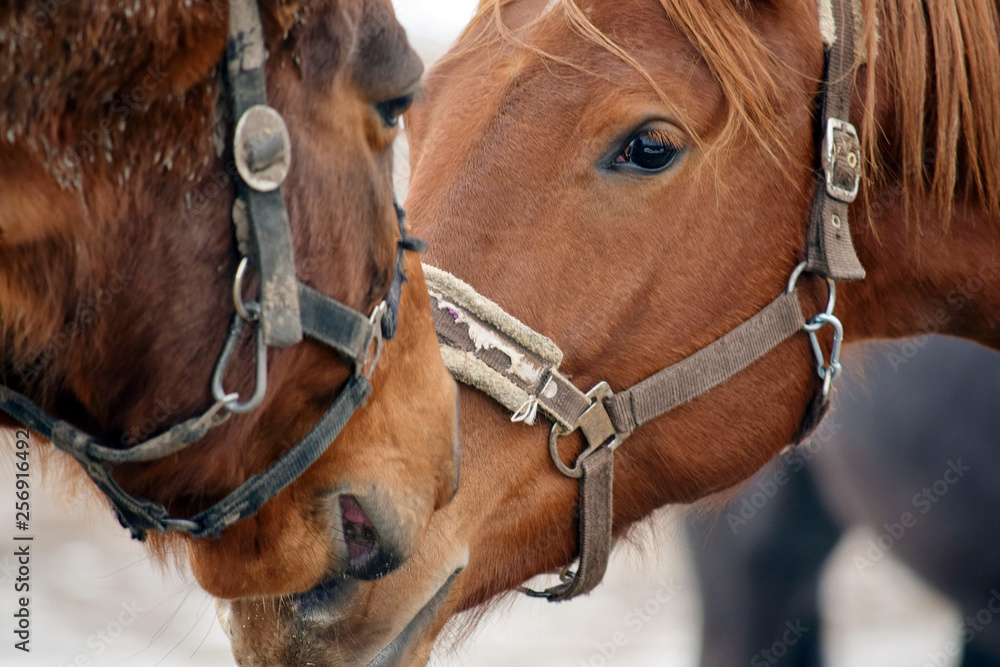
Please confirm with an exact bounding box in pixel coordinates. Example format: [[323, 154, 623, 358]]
[[549, 381, 629, 479], [823, 117, 861, 203]]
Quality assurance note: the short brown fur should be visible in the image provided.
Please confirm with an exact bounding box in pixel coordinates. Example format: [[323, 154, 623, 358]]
[[223, 0, 1000, 664], [1, 0, 458, 604]]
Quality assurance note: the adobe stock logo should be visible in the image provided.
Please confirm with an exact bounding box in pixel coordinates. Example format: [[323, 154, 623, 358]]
[[58, 600, 146, 667], [750, 620, 810, 666], [853, 459, 970, 573], [578, 581, 683, 667], [925, 589, 1000, 667]]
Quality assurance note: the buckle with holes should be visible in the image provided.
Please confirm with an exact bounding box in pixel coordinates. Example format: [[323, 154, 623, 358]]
[[823, 118, 861, 203]]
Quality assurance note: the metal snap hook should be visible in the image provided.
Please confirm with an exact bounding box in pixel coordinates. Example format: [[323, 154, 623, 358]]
[[211, 306, 268, 414], [804, 312, 844, 383]]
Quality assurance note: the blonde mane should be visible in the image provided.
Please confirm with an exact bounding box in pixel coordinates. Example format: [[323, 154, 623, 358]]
[[462, 0, 1000, 224]]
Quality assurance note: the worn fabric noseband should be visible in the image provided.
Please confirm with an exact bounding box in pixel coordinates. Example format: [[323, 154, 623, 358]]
[[428, 0, 865, 602], [0, 0, 418, 541]]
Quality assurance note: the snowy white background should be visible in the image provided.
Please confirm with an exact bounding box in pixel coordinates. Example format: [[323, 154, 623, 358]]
[[0, 3, 961, 666]]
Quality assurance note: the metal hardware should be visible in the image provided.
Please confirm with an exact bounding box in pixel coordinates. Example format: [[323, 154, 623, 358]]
[[162, 518, 202, 533], [804, 312, 844, 393], [520, 565, 576, 598], [357, 300, 388, 379], [789, 262, 843, 398], [787, 261, 836, 316], [823, 117, 861, 203], [548, 381, 629, 479], [211, 305, 268, 414], [233, 105, 292, 192], [189, 392, 240, 433], [232, 256, 260, 322]]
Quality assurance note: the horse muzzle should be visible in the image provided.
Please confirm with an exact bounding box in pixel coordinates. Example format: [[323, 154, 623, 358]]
[[219, 548, 469, 667]]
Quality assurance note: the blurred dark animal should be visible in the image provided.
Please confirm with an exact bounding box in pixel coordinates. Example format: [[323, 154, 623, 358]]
[[688, 335, 1000, 666]]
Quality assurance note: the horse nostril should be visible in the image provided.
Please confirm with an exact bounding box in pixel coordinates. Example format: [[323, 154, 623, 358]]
[[339, 495, 378, 566], [335, 492, 407, 581]]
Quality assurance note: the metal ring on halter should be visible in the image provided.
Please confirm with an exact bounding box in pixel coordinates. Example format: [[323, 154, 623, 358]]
[[548, 423, 583, 478], [211, 304, 268, 414], [786, 261, 836, 316], [232, 256, 260, 323]]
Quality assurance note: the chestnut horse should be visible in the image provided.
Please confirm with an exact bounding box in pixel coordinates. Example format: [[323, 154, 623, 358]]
[[223, 0, 1000, 664], [0, 0, 459, 607]]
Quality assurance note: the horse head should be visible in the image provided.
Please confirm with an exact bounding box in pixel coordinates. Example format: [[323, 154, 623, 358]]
[[220, 0, 1000, 663], [0, 0, 459, 603]]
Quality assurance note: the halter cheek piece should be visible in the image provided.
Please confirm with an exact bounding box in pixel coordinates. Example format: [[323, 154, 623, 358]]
[[0, 0, 422, 541], [428, 0, 865, 602]]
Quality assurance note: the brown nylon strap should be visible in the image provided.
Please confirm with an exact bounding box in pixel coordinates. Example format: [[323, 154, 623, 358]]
[[805, 0, 866, 281], [525, 446, 614, 602], [538, 370, 594, 431], [608, 290, 806, 433]]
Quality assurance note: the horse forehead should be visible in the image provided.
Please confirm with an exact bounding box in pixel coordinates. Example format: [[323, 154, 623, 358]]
[[350, 0, 423, 101], [438, 13, 698, 145]]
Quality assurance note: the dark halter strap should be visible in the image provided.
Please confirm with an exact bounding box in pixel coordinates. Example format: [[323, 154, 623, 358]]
[[429, 0, 865, 602], [0, 0, 420, 541]]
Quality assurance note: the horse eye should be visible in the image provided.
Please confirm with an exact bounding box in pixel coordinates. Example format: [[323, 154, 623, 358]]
[[615, 131, 681, 172], [375, 94, 413, 128]]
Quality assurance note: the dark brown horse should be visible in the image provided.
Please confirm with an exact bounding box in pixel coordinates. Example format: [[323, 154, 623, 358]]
[[223, 0, 1000, 664], [0, 0, 459, 606], [688, 335, 1000, 666]]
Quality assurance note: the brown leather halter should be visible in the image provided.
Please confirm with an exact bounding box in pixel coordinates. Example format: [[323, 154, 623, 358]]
[[428, 0, 865, 602]]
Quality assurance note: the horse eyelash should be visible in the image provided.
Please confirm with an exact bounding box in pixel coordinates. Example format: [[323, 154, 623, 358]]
[[623, 129, 685, 159], [643, 129, 685, 148]]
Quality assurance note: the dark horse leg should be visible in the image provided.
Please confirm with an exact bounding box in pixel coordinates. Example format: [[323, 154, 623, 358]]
[[687, 449, 841, 667]]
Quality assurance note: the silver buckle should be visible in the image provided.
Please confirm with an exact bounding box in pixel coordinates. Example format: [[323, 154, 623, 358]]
[[548, 381, 629, 479], [823, 117, 861, 203]]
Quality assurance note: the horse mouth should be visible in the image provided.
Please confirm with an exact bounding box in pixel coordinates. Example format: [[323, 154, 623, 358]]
[[365, 569, 463, 667]]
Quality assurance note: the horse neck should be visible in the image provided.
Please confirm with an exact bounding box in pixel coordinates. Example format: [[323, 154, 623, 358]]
[[841, 197, 1000, 349], [840, 1, 1000, 350]]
